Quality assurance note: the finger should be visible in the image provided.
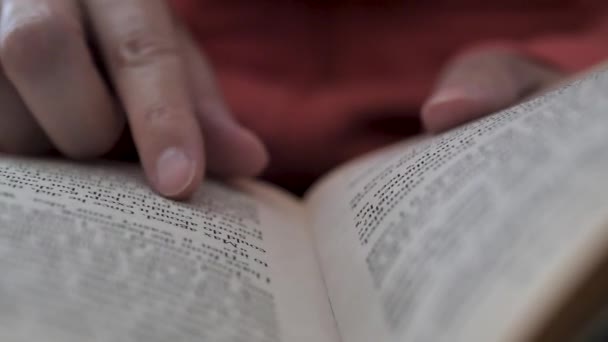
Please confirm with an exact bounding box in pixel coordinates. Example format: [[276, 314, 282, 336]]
[[84, 0, 205, 199], [0, 0, 125, 158], [422, 49, 563, 132], [0, 70, 51, 154], [179, 30, 268, 177]]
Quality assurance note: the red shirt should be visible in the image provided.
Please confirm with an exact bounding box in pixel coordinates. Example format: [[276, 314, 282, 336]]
[[171, 0, 608, 189]]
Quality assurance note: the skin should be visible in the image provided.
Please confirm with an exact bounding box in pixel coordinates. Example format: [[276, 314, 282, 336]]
[[0, 0, 268, 199], [422, 49, 563, 133], [0, 0, 565, 199]]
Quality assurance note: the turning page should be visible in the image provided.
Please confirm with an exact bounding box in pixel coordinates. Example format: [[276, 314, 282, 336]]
[[0, 157, 338, 342], [306, 70, 608, 342]]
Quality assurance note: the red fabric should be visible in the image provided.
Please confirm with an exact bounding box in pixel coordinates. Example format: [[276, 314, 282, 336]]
[[170, 0, 608, 190]]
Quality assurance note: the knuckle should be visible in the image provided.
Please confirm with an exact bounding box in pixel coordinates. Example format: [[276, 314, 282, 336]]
[[141, 103, 180, 126], [137, 103, 193, 136], [0, 15, 82, 76], [112, 30, 179, 70]]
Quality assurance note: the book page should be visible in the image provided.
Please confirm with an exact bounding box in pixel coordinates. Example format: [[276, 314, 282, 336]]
[[0, 157, 338, 342], [306, 69, 608, 342]]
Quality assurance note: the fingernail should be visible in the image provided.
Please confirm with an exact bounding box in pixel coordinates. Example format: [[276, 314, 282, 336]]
[[156, 147, 195, 197], [425, 88, 472, 108]]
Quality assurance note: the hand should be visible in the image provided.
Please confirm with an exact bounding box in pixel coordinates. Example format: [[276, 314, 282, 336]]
[[422, 48, 564, 133], [0, 0, 268, 199]]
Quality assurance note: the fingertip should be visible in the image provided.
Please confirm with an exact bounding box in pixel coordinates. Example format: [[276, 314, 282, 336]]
[[421, 88, 488, 133], [153, 146, 203, 200], [208, 126, 269, 178], [236, 128, 270, 176]]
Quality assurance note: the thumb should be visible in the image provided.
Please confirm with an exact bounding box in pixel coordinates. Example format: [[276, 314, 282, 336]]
[[422, 49, 563, 133]]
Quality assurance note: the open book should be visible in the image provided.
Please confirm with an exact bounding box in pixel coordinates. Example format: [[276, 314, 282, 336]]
[[2, 69, 608, 342]]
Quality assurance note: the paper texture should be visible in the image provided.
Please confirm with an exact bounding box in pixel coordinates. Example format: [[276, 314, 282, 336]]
[[0, 158, 337, 342], [307, 70, 608, 342]]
